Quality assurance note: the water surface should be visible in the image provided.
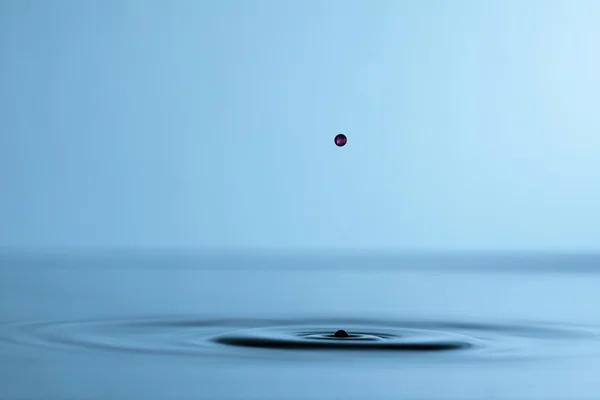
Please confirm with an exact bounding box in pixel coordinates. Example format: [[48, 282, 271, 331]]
[[1, 252, 600, 399]]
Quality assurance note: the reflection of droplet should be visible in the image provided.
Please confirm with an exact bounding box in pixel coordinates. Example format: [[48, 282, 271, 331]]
[[334, 329, 349, 338], [334, 134, 347, 147]]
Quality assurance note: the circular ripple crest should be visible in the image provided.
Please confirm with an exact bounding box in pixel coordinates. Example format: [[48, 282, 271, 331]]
[[1, 316, 598, 361]]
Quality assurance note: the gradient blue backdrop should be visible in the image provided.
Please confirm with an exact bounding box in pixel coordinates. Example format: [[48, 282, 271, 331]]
[[1, 0, 599, 251]]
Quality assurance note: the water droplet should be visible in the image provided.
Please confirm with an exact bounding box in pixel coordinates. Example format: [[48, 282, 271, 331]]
[[334, 329, 349, 338], [334, 134, 347, 147]]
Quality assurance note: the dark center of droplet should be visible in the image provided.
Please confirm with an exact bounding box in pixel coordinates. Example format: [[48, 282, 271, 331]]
[[334, 329, 349, 338]]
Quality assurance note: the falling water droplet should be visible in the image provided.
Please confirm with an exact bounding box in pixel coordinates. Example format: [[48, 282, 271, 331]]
[[334, 329, 349, 338], [334, 134, 347, 147]]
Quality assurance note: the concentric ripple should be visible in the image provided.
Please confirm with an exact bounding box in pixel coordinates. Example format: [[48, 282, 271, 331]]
[[1, 316, 598, 362]]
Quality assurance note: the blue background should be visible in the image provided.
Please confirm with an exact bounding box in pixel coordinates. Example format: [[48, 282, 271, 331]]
[[2, 0, 600, 251]]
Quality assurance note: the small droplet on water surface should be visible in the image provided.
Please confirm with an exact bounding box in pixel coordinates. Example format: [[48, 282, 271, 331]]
[[334, 134, 347, 147], [334, 329, 349, 338]]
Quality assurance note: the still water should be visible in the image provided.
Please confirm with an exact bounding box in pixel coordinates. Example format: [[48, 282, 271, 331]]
[[1, 252, 600, 399]]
